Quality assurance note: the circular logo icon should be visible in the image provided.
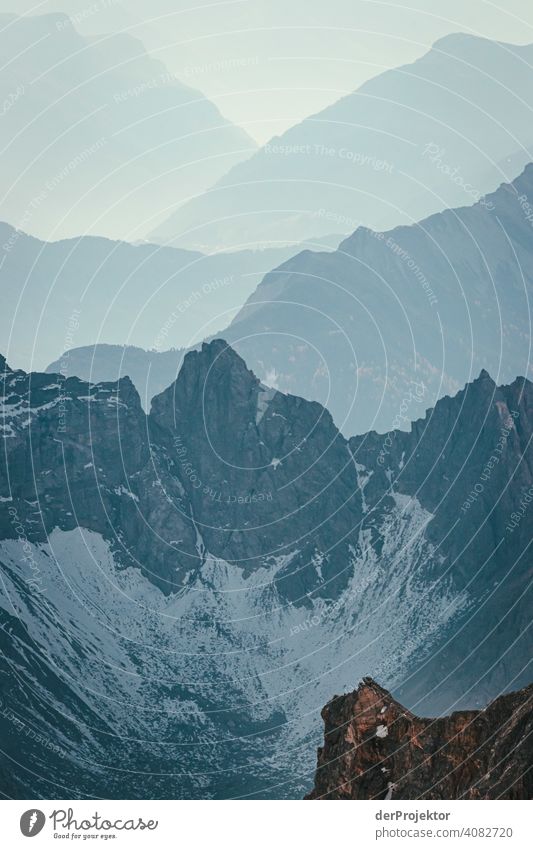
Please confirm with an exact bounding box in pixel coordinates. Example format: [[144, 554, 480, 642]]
[[20, 810, 46, 837]]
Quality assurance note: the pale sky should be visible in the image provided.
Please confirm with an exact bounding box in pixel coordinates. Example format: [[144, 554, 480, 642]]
[[2, 0, 533, 143]]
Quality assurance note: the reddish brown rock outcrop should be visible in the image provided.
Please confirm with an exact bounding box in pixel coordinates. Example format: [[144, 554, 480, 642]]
[[306, 678, 533, 799]]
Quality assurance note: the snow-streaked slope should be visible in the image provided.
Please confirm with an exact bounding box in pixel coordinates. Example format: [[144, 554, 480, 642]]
[[2, 344, 531, 798], [0, 509, 465, 798]]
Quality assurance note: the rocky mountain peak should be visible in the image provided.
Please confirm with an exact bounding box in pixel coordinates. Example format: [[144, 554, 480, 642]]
[[146, 340, 361, 596], [150, 338, 260, 433], [1, 342, 533, 799], [0, 354, 12, 374], [475, 367, 496, 385], [307, 680, 533, 800]]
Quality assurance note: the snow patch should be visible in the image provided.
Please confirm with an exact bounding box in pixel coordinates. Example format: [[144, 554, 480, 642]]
[[256, 384, 277, 425], [114, 485, 139, 502]]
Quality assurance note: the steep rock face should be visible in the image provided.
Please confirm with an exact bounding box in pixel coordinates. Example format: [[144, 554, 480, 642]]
[[151, 340, 363, 600], [307, 678, 533, 799], [2, 341, 369, 600], [0, 359, 199, 590], [351, 369, 533, 711], [1, 341, 532, 798]]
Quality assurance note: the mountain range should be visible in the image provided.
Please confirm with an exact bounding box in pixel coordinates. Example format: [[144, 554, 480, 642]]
[[0, 220, 316, 375], [223, 163, 533, 435], [52, 163, 533, 435], [0, 3, 532, 809], [0, 13, 254, 242], [1, 340, 531, 798], [151, 34, 533, 250]]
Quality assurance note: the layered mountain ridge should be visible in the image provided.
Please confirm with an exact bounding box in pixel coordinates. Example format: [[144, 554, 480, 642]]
[[0, 220, 307, 375], [0, 13, 255, 241], [223, 162, 533, 435], [58, 163, 533, 436], [152, 33, 533, 250]]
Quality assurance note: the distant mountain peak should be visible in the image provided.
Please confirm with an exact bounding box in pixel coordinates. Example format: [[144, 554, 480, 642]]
[[201, 337, 246, 361], [0, 13, 256, 242], [476, 367, 495, 383], [431, 31, 500, 50], [151, 33, 533, 251]]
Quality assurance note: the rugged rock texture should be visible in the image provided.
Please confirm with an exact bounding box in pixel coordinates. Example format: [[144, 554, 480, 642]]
[[307, 678, 533, 799], [351, 367, 533, 713], [0, 355, 198, 591], [1, 340, 532, 798], [150, 339, 363, 601], [1, 340, 366, 600]]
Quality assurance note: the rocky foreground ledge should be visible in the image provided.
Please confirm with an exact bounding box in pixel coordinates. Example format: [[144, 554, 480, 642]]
[[306, 678, 532, 800]]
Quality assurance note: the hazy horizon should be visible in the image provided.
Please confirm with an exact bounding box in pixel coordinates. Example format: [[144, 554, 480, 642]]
[[2, 0, 533, 143]]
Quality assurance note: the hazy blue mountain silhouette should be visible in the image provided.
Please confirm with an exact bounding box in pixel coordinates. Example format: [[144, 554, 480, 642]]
[[220, 163, 533, 434], [0, 221, 313, 374], [53, 165, 533, 434], [152, 34, 533, 250], [0, 13, 255, 241]]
